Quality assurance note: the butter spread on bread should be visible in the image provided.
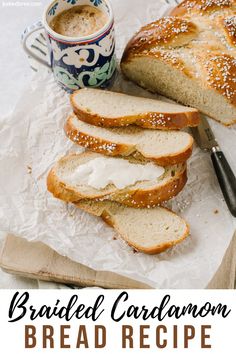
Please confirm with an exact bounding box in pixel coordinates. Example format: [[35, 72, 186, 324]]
[[47, 152, 187, 208]]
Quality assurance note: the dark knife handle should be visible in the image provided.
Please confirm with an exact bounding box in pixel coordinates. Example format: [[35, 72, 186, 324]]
[[211, 150, 236, 217]]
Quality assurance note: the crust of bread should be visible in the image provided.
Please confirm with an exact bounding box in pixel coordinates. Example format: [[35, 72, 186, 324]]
[[64, 115, 194, 166], [47, 153, 187, 208], [75, 201, 190, 255], [70, 92, 200, 130], [222, 16, 236, 46], [198, 53, 236, 106], [124, 17, 198, 52], [121, 1, 236, 126], [170, 0, 233, 17]]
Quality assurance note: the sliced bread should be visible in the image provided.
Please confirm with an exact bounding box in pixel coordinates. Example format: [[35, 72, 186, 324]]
[[47, 152, 187, 208], [71, 88, 200, 130], [75, 200, 189, 254], [65, 113, 194, 166]]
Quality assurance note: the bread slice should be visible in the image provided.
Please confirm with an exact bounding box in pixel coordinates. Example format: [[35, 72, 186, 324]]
[[65, 113, 194, 166], [47, 152, 187, 208], [75, 200, 189, 254], [70, 88, 200, 130]]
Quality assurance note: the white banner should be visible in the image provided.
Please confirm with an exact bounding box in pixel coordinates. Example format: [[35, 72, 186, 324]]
[[0, 290, 235, 353]]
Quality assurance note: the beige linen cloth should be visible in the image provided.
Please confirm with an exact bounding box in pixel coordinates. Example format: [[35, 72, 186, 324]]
[[0, 232, 235, 289]]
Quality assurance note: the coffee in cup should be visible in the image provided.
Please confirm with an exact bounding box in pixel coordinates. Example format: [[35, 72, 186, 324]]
[[22, 0, 116, 91], [50, 5, 108, 37]]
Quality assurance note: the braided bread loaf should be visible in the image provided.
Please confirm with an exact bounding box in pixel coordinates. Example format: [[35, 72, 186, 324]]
[[121, 0, 236, 125]]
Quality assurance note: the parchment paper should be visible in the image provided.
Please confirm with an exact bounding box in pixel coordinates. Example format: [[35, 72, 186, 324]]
[[0, 0, 235, 288]]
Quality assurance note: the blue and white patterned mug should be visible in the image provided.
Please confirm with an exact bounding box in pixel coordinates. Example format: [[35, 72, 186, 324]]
[[22, 0, 116, 91]]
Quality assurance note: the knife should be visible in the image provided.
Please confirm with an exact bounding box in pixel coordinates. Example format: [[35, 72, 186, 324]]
[[191, 115, 236, 217]]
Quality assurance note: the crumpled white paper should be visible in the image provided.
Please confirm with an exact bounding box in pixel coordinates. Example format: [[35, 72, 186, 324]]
[[0, 0, 235, 288], [0, 67, 235, 288]]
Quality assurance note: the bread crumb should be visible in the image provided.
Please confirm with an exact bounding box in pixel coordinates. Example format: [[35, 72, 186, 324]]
[[27, 165, 32, 174], [214, 209, 219, 214]]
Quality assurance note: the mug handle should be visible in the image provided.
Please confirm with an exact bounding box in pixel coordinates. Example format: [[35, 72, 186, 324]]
[[21, 21, 51, 69]]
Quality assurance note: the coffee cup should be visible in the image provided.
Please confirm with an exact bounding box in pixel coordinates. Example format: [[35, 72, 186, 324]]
[[22, 0, 116, 91]]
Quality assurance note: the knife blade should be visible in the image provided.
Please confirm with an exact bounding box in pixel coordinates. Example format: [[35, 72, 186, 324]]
[[191, 115, 219, 151], [191, 115, 236, 217]]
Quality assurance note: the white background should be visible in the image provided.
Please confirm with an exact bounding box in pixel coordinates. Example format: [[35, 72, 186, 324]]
[[0, 0, 46, 117], [0, 290, 235, 353], [0, 0, 49, 287]]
